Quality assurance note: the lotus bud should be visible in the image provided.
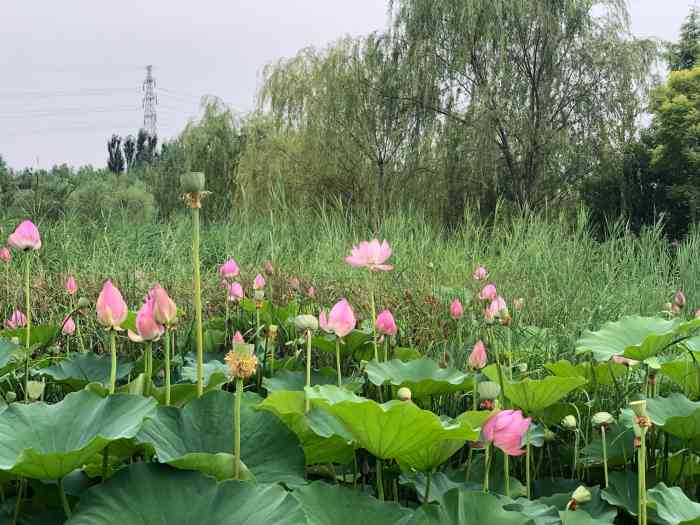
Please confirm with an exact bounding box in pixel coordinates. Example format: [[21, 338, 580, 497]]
[[397, 387, 412, 401], [478, 381, 501, 401], [674, 290, 686, 308], [232, 331, 245, 344], [5, 391, 16, 403], [561, 415, 577, 430], [62, 316, 76, 336], [65, 276, 78, 296], [543, 428, 556, 442], [8, 220, 42, 251], [263, 260, 274, 275], [571, 486, 591, 504], [450, 299, 464, 320], [180, 171, 206, 193], [0, 247, 10, 263], [307, 287, 316, 299], [473, 266, 488, 280], [591, 412, 614, 427], [26, 380, 45, 401], [294, 315, 319, 332]]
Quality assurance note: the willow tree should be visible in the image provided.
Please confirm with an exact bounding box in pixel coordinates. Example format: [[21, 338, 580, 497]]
[[389, 0, 657, 206]]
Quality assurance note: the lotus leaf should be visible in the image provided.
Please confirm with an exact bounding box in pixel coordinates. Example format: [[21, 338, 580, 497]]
[[647, 393, 700, 441], [365, 358, 474, 399], [37, 353, 134, 390]]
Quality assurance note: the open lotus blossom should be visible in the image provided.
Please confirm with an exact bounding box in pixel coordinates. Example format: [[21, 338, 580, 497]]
[[96, 280, 128, 330], [253, 274, 266, 290], [345, 239, 393, 271], [233, 331, 245, 344], [4, 310, 27, 330], [0, 247, 11, 263], [65, 276, 77, 296], [62, 316, 76, 336], [219, 259, 240, 281], [473, 266, 488, 280], [228, 282, 244, 302], [263, 260, 274, 275], [674, 290, 686, 308], [8, 220, 41, 251], [128, 290, 164, 342], [478, 283, 497, 301], [468, 340, 487, 369], [481, 409, 531, 456], [376, 309, 397, 336], [319, 299, 356, 338], [612, 355, 639, 367], [450, 299, 464, 320], [152, 284, 177, 326]]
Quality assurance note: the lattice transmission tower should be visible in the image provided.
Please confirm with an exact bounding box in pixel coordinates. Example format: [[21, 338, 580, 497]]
[[142, 65, 157, 136]]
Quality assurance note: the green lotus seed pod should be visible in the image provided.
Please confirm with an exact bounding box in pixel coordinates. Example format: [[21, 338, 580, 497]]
[[397, 387, 412, 401], [561, 415, 577, 430], [477, 381, 501, 401], [591, 412, 614, 427], [26, 381, 45, 401], [294, 315, 319, 332], [180, 171, 206, 193], [629, 399, 648, 418]]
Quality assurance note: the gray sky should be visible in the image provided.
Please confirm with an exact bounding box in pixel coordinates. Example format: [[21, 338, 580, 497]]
[[0, 1, 693, 169]]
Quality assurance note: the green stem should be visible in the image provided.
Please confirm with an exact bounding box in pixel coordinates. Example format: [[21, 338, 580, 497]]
[[225, 291, 229, 343], [269, 333, 275, 377], [192, 206, 204, 398], [76, 310, 86, 353], [145, 342, 153, 397], [424, 470, 432, 506], [504, 452, 510, 497], [370, 288, 379, 362], [483, 444, 492, 493], [12, 478, 24, 525], [234, 378, 242, 480], [383, 337, 389, 362], [102, 446, 109, 479], [164, 329, 171, 406], [109, 331, 117, 394], [23, 255, 31, 403], [305, 330, 312, 412], [601, 425, 609, 488], [639, 428, 648, 525], [335, 337, 342, 387], [572, 430, 579, 480], [58, 478, 71, 519], [526, 441, 532, 499], [376, 457, 384, 501]]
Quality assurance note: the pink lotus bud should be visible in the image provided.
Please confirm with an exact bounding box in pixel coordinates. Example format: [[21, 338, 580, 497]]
[[485, 296, 508, 323], [478, 283, 497, 301], [62, 316, 76, 336], [345, 239, 394, 272], [253, 274, 266, 290], [4, 310, 27, 330], [233, 331, 245, 344], [674, 290, 686, 308], [450, 299, 464, 320], [473, 266, 488, 280], [263, 260, 274, 275], [228, 282, 244, 302], [130, 290, 164, 342], [513, 298, 524, 311], [289, 276, 300, 290], [376, 309, 397, 336], [152, 284, 177, 326], [481, 409, 531, 456], [0, 248, 11, 263], [468, 340, 487, 370], [65, 276, 77, 296], [672, 303, 681, 315], [96, 280, 128, 330], [219, 259, 240, 281], [307, 287, 316, 299], [8, 220, 41, 251], [319, 298, 356, 338]]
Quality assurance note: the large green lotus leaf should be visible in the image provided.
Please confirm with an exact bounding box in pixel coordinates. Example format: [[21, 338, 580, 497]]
[[538, 486, 617, 522], [180, 359, 228, 386], [37, 353, 134, 390], [660, 359, 700, 397], [0, 338, 21, 370], [575, 316, 692, 362], [365, 358, 474, 399], [502, 498, 561, 525], [408, 488, 535, 525], [499, 376, 587, 414], [601, 471, 661, 522], [403, 470, 524, 505], [291, 480, 413, 524], [1, 324, 60, 351], [306, 385, 476, 469], [263, 369, 363, 393], [64, 463, 304, 525], [647, 394, 700, 441], [559, 511, 617, 525], [257, 390, 354, 465], [0, 390, 155, 479], [135, 390, 304, 484], [648, 482, 700, 525], [581, 423, 634, 467], [545, 360, 627, 387]]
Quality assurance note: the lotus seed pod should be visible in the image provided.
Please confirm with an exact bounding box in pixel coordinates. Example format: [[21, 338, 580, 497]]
[[561, 415, 577, 430], [591, 412, 614, 427], [397, 387, 412, 401], [543, 428, 556, 442], [224, 343, 258, 380], [571, 485, 592, 504], [5, 391, 16, 403], [294, 315, 319, 332], [516, 363, 528, 373], [26, 381, 45, 401], [629, 400, 648, 419], [180, 171, 206, 193], [477, 381, 501, 401]]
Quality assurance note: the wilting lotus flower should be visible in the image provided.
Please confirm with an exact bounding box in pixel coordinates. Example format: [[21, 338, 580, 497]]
[[263, 260, 274, 275], [345, 239, 393, 271], [65, 276, 77, 296], [253, 274, 266, 290], [484, 296, 508, 322], [450, 299, 464, 320], [8, 220, 41, 251], [128, 291, 164, 342], [96, 280, 128, 330], [4, 310, 27, 330], [0, 247, 11, 263], [376, 309, 397, 336], [319, 299, 356, 338], [219, 259, 240, 281], [228, 282, 244, 302], [468, 340, 487, 370], [152, 284, 177, 326], [481, 409, 531, 456], [674, 290, 686, 308], [62, 316, 76, 336], [289, 276, 300, 290], [233, 331, 245, 344], [473, 266, 488, 280], [478, 283, 497, 301]]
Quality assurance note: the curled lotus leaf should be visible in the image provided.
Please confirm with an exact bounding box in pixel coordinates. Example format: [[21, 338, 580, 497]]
[[365, 358, 474, 399]]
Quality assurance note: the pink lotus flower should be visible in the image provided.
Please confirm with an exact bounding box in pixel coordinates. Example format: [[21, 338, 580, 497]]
[[233, 331, 245, 344], [152, 284, 177, 326], [473, 266, 488, 280], [4, 310, 27, 330], [8, 220, 41, 251], [672, 303, 682, 315], [228, 282, 244, 302], [481, 409, 531, 456], [263, 260, 274, 275], [450, 299, 464, 320], [376, 309, 397, 336], [468, 340, 487, 369], [289, 276, 300, 290], [0, 248, 11, 264], [254, 274, 266, 290], [219, 259, 240, 281], [478, 283, 497, 301], [62, 316, 76, 336], [307, 287, 316, 299], [96, 280, 128, 330], [319, 299, 356, 338], [484, 296, 508, 322], [65, 276, 77, 296], [674, 290, 686, 308], [612, 355, 639, 367], [128, 290, 164, 342], [345, 239, 393, 271]]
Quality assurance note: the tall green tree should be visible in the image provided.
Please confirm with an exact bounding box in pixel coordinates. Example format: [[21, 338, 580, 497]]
[[107, 135, 125, 174], [667, 6, 700, 71]]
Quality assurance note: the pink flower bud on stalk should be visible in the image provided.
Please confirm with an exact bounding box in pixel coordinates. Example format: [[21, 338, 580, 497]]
[[219, 259, 240, 281], [468, 340, 487, 370], [319, 299, 356, 338], [8, 220, 41, 251], [478, 283, 497, 301], [376, 309, 397, 336], [674, 290, 686, 308], [62, 316, 76, 336], [484, 296, 508, 323], [481, 409, 531, 456], [345, 239, 394, 272], [0, 247, 11, 263], [96, 280, 128, 330], [263, 260, 274, 276], [473, 266, 488, 280], [4, 310, 27, 330], [233, 331, 245, 344], [450, 299, 464, 320], [253, 274, 266, 290], [307, 287, 316, 299], [228, 282, 244, 302], [65, 276, 77, 296], [152, 284, 177, 326], [128, 290, 164, 342]]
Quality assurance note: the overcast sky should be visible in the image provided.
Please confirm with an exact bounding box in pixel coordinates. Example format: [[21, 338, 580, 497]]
[[0, 1, 694, 169]]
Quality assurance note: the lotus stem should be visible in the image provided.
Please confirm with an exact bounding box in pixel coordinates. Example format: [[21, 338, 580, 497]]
[[164, 329, 171, 406], [58, 478, 71, 519], [145, 342, 153, 397], [269, 333, 275, 377], [102, 446, 109, 480], [638, 427, 648, 525], [483, 443, 492, 493], [234, 377, 242, 480], [376, 457, 384, 501], [224, 290, 230, 343], [383, 336, 389, 362], [504, 453, 510, 497], [12, 478, 25, 525], [23, 255, 31, 403], [572, 430, 579, 479], [601, 425, 609, 488], [526, 441, 531, 499], [305, 329, 312, 412], [424, 470, 432, 506], [335, 337, 342, 387], [109, 331, 117, 394], [192, 205, 204, 398], [370, 287, 378, 362]]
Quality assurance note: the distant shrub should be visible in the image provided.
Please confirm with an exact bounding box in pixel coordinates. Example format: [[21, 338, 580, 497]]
[[65, 175, 156, 223]]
